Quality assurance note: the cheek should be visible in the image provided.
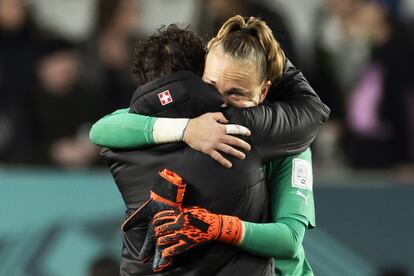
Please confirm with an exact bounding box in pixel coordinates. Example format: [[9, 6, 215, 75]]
[[254, 86, 267, 104], [240, 101, 256, 107]]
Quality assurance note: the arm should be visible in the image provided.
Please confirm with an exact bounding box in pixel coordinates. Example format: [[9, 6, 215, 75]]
[[90, 108, 155, 148], [90, 108, 189, 148], [235, 148, 315, 257], [153, 149, 315, 261], [239, 217, 305, 258], [168, 60, 330, 163], [90, 109, 251, 167], [223, 59, 330, 160], [90, 61, 328, 163]]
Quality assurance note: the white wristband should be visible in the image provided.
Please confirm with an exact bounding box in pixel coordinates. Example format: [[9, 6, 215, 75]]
[[153, 118, 190, 144]]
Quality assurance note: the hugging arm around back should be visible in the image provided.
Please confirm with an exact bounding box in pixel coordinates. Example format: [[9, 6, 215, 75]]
[[223, 60, 330, 160], [90, 60, 330, 159], [89, 108, 156, 148]]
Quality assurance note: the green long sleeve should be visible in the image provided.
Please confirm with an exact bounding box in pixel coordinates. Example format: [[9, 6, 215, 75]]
[[239, 217, 306, 259], [237, 150, 315, 275], [89, 108, 156, 148]]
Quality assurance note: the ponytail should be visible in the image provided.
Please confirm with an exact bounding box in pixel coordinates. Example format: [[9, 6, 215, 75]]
[[208, 15, 285, 81]]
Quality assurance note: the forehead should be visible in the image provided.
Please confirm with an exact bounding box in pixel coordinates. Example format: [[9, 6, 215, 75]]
[[204, 49, 260, 88]]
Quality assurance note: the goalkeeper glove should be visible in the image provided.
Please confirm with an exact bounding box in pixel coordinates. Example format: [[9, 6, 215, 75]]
[[121, 169, 186, 270], [152, 206, 244, 271]]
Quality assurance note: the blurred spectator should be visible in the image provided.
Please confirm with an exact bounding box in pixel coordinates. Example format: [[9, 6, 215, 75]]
[[312, 0, 369, 121], [88, 256, 119, 276], [0, 0, 44, 164], [311, 0, 414, 174], [79, 0, 141, 115], [196, 0, 297, 62], [345, 0, 414, 172], [31, 38, 101, 168], [310, 0, 368, 169]]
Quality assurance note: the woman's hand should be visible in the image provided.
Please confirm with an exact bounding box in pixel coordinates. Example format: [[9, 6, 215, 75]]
[[183, 112, 251, 168]]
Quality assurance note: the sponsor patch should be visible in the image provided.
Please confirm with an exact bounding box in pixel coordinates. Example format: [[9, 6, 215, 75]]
[[292, 158, 313, 190], [158, 90, 173, 105]]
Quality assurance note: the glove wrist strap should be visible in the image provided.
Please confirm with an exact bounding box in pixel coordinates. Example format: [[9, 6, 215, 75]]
[[152, 169, 186, 204], [217, 215, 243, 245]]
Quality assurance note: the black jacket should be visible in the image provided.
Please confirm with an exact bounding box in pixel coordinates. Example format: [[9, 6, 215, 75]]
[[223, 60, 330, 158], [102, 62, 329, 276]]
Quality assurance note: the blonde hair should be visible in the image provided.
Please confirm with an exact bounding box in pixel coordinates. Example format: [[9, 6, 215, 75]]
[[207, 15, 286, 81]]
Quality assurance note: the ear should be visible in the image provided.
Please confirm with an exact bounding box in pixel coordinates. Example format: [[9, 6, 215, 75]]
[[259, 80, 271, 103]]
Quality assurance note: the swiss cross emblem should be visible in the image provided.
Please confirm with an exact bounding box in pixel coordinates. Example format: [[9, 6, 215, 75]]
[[158, 90, 173, 105]]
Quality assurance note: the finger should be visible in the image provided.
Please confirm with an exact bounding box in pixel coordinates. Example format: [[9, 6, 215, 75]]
[[210, 150, 232, 168], [222, 135, 251, 151], [225, 124, 251, 136], [121, 199, 152, 231], [157, 233, 180, 246], [153, 209, 178, 222], [162, 239, 193, 258], [153, 253, 173, 273], [152, 244, 175, 272], [155, 222, 181, 238], [152, 213, 178, 228], [138, 224, 155, 262], [216, 143, 246, 160], [152, 246, 165, 272], [211, 112, 228, 124], [156, 256, 173, 272], [153, 216, 176, 229]]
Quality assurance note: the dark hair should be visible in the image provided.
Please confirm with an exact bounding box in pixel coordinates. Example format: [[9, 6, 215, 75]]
[[133, 24, 206, 85], [208, 15, 285, 81]]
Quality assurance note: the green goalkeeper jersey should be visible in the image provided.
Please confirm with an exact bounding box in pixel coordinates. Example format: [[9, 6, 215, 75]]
[[90, 109, 316, 276]]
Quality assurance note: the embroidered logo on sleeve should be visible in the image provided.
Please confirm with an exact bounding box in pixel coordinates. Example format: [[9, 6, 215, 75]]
[[158, 90, 173, 105], [292, 158, 313, 190]]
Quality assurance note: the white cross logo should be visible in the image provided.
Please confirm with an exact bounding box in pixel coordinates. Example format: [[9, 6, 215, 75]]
[[158, 90, 173, 106]]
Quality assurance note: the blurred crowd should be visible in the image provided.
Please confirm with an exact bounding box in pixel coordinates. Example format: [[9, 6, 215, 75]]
[[0, 0, 413, 178], [0, 0, 138, 167]]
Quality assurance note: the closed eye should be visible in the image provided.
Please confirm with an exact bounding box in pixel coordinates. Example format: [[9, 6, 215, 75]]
[[229, 91, 242, 96], [225, 89, 246, 97]]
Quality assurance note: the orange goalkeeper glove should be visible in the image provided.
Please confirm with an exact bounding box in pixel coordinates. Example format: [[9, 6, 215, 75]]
[[121, 169, 186, 270], [152, 206, 244, 271]]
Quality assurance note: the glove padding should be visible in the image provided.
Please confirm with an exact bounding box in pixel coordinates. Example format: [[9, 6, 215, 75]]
[[121, 169, 187, 271], [152, 206, 244, 270]]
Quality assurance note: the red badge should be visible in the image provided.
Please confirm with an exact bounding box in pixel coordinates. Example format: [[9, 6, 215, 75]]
[[158, 90, 173, 106]]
